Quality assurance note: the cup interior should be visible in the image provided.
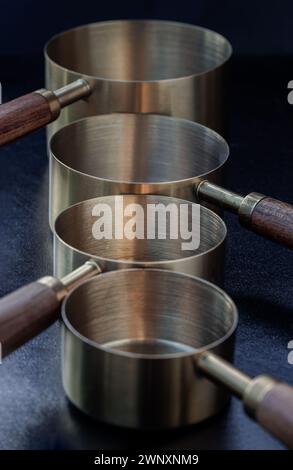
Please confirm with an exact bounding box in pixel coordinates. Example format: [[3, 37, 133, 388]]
[[62, 269, 237, 358], [50, 114, 229, 184], [46, 20, 231, 81], [54, 195, 226, 263]]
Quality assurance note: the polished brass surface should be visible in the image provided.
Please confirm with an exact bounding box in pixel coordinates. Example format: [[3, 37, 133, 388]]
[[45, 20, 232, 136], [196, 180, 244, 214], [49, 113, 291, 246], [197, 352, 250, 398], [53, 194, 226, 286], [37, 261, 100, 300], [49, 114, 229, 226], [60, 260, 100, 290], [62, 269, 236, 428], [53, 79, 91, 107], [61, 270, 288, 430]]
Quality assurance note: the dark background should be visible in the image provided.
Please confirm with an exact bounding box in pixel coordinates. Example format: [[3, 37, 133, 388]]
[[1, 0, 293, 56], [0, 0, 292, 451]]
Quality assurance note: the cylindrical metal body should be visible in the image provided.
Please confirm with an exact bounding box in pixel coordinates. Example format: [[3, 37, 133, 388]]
[[53, 195, 226, 286], [49, 114, 229, 227], [45, 20, 232, 138], [61, 269, 237, 429]]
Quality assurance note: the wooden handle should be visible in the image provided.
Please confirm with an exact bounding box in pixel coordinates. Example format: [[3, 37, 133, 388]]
[[256, 383, 293, 449], [249, 197, 293, 249], [0, 92, 55, 146], [0, 281, 61, 357]]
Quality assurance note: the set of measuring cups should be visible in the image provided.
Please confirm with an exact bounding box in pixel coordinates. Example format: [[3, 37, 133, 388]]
[[0, 20, 292, 447]]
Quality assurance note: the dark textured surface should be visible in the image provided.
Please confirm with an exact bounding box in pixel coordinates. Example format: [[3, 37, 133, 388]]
[[0, 56, 292, 450]]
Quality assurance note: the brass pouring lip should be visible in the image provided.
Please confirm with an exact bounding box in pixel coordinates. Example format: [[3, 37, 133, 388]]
[[44, 19, 232, 84], [61, 268, 238, 361], [53, 194, 227, 267], [49, 113, 230, 187]]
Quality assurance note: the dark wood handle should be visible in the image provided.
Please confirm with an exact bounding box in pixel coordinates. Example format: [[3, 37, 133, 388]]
[[256, 383, 293, 449], [249, 197, 293, 249], [0, 92, 54, 146], [0, 281, 61, 357]]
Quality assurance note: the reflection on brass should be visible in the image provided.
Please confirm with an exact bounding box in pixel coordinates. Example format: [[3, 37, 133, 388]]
[[239, 193, 266, 227], [61, 269, 236, 428], [61, 271, 288, 432], [49, 114, 229, 226], [37, 261, 100, 300], [196, 181, 267, 228], [45, 20, 232, 137], [196, 180, 243, 214], [37, 79, 91, 120], [53, 194, 226, 286]]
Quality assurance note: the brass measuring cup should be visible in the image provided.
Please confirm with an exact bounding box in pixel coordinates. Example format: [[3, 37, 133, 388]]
[[0, 197, 291, 446], [48, 114, 293, 249], [0, 195, 226, 356], [0, 20, 232, 146], [61, 269, 293, 448]]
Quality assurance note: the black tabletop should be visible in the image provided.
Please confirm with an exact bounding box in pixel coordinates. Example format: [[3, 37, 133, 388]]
[[0, 56, 292, 450]]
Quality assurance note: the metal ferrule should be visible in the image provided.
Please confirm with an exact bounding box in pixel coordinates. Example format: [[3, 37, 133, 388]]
[[238, 192, 266, 227], [196, 180, 244, 214], [61, 269, 237, 428], [37, 276, 67, 301], [243, 375, 276, 418], [60, 260, 101, 290], [36, 79, 91, 120], [35, 89, 61, 120], [196, 182, 267, 227], [45, 21, 232, 138], [37, 261, 100, 301]]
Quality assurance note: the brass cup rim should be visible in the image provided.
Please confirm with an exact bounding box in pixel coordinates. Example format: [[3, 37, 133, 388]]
[[61, 268, 238, 361], [50, 113, 230, 187], [45, 19, 232, 84], [54, 194, 227, 267]]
